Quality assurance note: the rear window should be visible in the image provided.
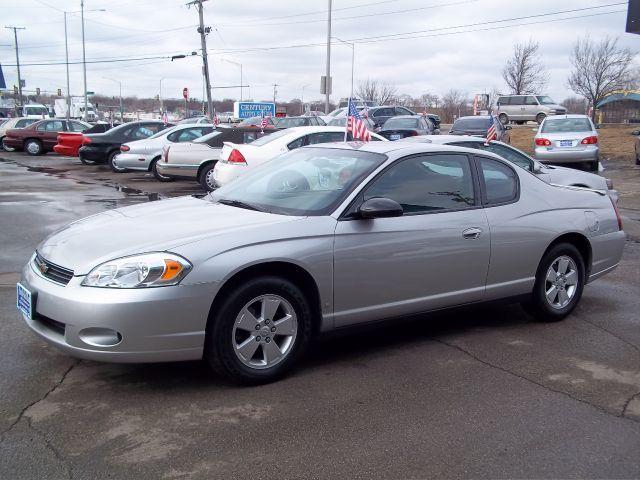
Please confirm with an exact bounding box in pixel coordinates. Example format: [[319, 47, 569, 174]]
[[383, 118, 419, 129], [275, 117, 308, 128], [453, 118, 490, 130], [541, 118, 592, 133]]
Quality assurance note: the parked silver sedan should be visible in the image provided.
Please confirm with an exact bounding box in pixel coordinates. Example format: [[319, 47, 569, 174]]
[[17, 142, 625, 384], [534, 115, 599, 171], [400, 135, 617, 202]]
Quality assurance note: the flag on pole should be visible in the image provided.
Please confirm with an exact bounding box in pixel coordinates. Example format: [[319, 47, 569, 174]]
[[213, 110, 220, 126], [485, 115, 498, 145], [346, 98, 371, 142], [161, 111, 169, 123], [260, 112, 269, 132]]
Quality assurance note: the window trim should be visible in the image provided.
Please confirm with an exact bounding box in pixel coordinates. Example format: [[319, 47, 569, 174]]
[[339, 152, 482, 220], [472, 154, 521, 207]]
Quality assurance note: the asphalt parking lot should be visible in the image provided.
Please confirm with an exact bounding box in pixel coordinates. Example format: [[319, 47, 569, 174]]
[[1, 152, 640, 479]]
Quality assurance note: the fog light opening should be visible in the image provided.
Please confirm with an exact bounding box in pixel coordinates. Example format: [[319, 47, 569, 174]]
[[78, 327, 123, 347]]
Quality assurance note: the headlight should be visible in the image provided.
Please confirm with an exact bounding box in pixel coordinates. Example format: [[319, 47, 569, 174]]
[[82, 253, 191, 288]]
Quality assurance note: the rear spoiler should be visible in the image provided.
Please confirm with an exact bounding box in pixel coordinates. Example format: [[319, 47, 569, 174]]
[[549, 183, 606, 196]]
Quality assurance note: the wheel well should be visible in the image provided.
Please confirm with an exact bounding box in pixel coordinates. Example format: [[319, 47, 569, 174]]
[[196, 160, 217, 179], [208, 261, 323, 335], [147, 155, 161, 171], [545, 233, 592, 277], [24, 137, 41, 145]]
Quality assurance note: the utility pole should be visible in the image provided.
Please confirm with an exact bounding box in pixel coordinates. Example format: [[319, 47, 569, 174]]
[[64, 13, 71, 120], [188, 0, 214, 122], [272, 83, 278, 104], [80, 0, 88, 122], [324, 0, 332, 114], [5, 26, 25, 109]]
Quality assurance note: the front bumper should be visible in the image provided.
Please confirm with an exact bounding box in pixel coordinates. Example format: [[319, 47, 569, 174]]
[[114, 152, 155, 171], [534, 146, 599, 163], [19, 260, 217, 363], [212, 161, 247, 187]]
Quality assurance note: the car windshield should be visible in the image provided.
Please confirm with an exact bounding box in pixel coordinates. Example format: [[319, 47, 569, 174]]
[[210, 147, 386, 216], [193, 130, 224, 143], [328, 118, 347, 126], [453, 118, 490, 130], [536, 96, 556, 105], [275, 117, 308, 128], [541, 118, 592, 133], [384, 118, 419, 129]]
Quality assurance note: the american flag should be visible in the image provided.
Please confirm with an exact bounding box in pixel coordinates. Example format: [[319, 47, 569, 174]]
[[161, 111, 169, 123], [346, 98, 371, 142], [213, 112, 220, 126], [485, 115, 498, 144]]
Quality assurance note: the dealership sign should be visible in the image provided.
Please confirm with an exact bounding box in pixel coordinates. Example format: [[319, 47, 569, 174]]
[[234, 101, 276, 119]]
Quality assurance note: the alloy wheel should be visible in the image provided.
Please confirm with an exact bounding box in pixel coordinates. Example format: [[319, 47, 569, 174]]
[[544, 255, 579, 309], [205, 169, 216, 190], [232, 294, 298, 370]]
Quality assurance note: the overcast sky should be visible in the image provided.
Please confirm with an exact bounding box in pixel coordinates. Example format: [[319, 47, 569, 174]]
[[0, 0, 636, 105]]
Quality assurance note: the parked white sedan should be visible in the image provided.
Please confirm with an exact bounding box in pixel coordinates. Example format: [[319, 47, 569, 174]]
[[112, 124, 213, 173], [534, 115, 600, 171], [212, 126, 386, 188]]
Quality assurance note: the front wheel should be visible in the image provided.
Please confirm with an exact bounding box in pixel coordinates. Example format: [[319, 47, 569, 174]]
[[151, 159, 173, 182], [108, 150, 127, 172], [205, 277, 313, 385], [522, 243, 585, 322], [24, 139, 43, 156], [198, 162, 217, 191], [588, 160, 599, 172], [1, 137, 15, 152]]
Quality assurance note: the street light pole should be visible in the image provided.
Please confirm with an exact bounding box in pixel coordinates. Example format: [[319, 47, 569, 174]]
[[80, 0, 88, 122], [64, 13, 71, 120], [159, 77, 165, 114], [221, 59, 243, 102], [324, 0, 332, 114], [332, 36, 355, 100], [103, 77, 122, 122], [5, 26, 25, 109], [189, 0, 214, 121], [302, 84, 310, 115]]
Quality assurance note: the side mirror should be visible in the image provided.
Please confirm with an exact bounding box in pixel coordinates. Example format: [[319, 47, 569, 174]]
[[358, 197, 403, 219], [505, 125, 512, 130], [632, 130, 640, 136]]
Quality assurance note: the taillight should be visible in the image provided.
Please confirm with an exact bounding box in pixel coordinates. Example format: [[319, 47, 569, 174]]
[[120, 145, 130, 152], [82, 136, 91, 145], [227, 149, 247, 164], [535, 138, 551, 146], [610, 196, 623, 231], [163, 146, 170, 162], [581, 136, 598, 145], [409, 131, 418, 136]]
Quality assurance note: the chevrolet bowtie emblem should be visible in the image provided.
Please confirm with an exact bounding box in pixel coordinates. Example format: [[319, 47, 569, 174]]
[[37, 259, 48, 274]]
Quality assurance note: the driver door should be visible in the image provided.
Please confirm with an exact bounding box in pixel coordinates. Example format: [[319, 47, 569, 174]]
[[333, 153, 490, 327]]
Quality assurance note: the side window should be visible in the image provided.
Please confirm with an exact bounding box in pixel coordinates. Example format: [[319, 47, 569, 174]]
[[449, 142, 532, 171], [42, 121, 63, 132], [287, 135, 307, 150], [36, 122, 47, 131], [69, 121, 87, 132], [396, 107, 413, 115], [497, 96, 508, 106], [478, 157, 519, 205], [373, 108, 393, 117], [363, 154, 476, 214], [171, 127, 210, 142], [510, 96, 525, 106], [525, 96, 538, 105], [16, 119, 35, 128], [306, 132, 345, 145]]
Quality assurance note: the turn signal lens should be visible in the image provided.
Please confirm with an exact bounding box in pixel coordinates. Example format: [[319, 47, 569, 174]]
[[160, 259, 184, 281], [228, 149, 247, 164], [535, 138, 551, 146], [82, 136, 92, 145], [581, 136, 598, 145], [120, 145, 130, 152]]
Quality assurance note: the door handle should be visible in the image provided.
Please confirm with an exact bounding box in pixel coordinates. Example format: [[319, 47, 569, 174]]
[[462, 227, 482, 239]]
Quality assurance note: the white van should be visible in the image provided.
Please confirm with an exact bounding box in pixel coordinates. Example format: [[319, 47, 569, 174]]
[[496, 95, 566, 125]]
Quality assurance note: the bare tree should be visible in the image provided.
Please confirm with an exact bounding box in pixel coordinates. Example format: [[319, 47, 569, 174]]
[[502, 40, 547, 95], [356, 78, 398, 105], [441, 89, 468, 123], [560, 96, 588, 114], [420, 93, 440, 109], [568, 35, 634, 121]]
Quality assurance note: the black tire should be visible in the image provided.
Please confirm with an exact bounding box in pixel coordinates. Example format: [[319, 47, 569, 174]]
[[636, 151, 640, 166], [24, 138, 43, 156], [108, 150, 127, 173], [498, 113, 509, 125], [79, 154, 96, 165], [522, 243, 585, 322], [588, 160, 599, 172], [198, 162, 217, 191], [516, 121, 525, 125], [1, 137, 15, 152], [536, 113, 546, 125], [205, 276, 313, 385], [152, 159, 173, 182]]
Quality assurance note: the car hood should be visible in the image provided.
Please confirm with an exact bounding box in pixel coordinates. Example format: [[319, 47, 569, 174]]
[[37, 196, 302, 275]]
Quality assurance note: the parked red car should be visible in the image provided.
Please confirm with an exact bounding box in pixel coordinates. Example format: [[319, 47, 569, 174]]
[[3, 119, 90, 155], [54, 132, 84, 157]]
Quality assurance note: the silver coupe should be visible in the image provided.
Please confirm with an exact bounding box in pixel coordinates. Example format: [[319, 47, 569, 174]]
[[17, 142, 625, 384]]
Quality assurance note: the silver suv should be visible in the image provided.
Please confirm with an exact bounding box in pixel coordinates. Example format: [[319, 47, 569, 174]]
[[496, 95, 566, 125]]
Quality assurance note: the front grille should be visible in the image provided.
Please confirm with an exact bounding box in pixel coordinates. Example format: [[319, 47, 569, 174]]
[[33, 252, 74, 285], [34, 313, 66, 336]]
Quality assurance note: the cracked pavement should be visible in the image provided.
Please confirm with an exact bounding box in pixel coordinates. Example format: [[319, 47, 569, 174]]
[[1, 155, 640, 479]]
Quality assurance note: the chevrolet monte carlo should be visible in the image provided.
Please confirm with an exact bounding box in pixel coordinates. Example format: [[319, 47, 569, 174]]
[[17, 142, 625, 384]]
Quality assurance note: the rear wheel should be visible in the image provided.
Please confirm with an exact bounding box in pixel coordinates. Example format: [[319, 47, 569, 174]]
[[1, 137, 15, 152], [522, 243, 585, 322], [108, 150, 127, 172], [205, 276, 313, 385], [24, 139, 43, 156], [536, 113, 546, 124], [587, 160, 599, 172], [198, 162, 217, 191], [498, 113, 509, 125], [152, 159, 173, 182]]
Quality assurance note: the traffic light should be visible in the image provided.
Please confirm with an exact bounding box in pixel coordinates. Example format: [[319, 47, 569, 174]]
[[57, 88, 62, 96], [36, 87, 40, 96]]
